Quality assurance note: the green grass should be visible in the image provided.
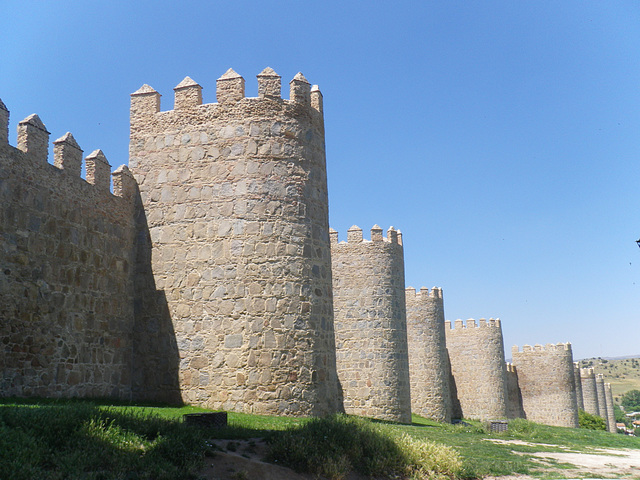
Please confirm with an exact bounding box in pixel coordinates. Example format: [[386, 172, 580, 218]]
[[2, 397, 640, 479]]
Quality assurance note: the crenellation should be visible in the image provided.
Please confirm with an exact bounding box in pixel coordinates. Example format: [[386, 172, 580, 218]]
[[289, 72, 311, 105], [257, 67, 282, 99], [53, 132, 83, 176], [112, 165, 136, 200], [310, 85, 323, 114], [85, 149, 112, 192], [387, 226, 398, 244], [17, 114, 50, 160], [580, 367, 599, 416], [371, 224, 383, 242], [346, 225, 363, 243], [0, 98, 8, 145], [329, 227, 338, 244], [174, 76, 203, 110], [130, 84, 161, 118], [217, 68, 245, 104]]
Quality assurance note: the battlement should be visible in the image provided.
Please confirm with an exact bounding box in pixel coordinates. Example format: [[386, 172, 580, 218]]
[[329, 225, 403, 246], [511, 343, 572, 354], [506, 363, 517, 374], [445, 318, 501, 330], [405, 286, 443, 299], [0, 101, 135, 201], [580, 367, 596, 377], [130, 67, 323, 120]]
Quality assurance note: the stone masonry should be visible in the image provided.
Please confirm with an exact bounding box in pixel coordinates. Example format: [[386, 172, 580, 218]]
[[604, 383, 616, 433], [445, 318, 508, 420], [596, 374, 608, 428], [128, 69, 342, 415], [505, 363, 525, 419], [573, 363, 584, 411], [511, 343, 579, 428], [405, 286, 451, 422], [580, 367, 599, 416], [0, 106, 137, 399], [330, 225, 411, 423]]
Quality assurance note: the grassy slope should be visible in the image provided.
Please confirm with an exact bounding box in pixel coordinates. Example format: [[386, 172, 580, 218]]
[[2, 398, 640, 479], [578, 356, 640, 401]]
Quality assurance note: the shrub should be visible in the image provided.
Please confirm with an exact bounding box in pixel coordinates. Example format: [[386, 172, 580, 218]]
[[578, 409, 607, 431], [266, 414, 461, 480]]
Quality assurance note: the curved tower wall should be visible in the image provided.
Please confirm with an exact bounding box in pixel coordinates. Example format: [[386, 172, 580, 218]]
[[330, 225, 411, 423], [405, 286, 451, 423], [128, 69, 342, 415], [511, 343, 579, 428], [596, 374, 608, 424], [604, 383, 616, 433], [445, 318, 508, 420], [505, 363, 525, 419], [573, 363, 584, 411], [580, 367, 599, 416]]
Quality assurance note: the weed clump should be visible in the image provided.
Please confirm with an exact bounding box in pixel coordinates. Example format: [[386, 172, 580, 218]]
[[266, 414, 462, 479]]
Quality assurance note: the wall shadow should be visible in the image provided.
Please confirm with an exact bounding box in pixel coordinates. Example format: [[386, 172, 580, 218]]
[[131, 188, 182, 405]]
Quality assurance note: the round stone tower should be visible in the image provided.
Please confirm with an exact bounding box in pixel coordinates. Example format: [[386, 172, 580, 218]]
[[330, 225, 411, 423], [573, 363, 584, 410], [511, 343, 579, 428], [445, 318, 508, 420], [596, 374, 608, 423], [405, 286, 451, 423], [580, 367, 599, 416], [128, 68, 342, 415]]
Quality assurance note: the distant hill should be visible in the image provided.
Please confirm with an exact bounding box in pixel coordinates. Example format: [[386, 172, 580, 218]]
[[577, 356, 640, 403]]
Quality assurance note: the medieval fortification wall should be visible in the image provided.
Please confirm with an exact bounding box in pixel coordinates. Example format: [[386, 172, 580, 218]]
[[595, 374, 609, 428], [573, 363, 584, 410], [128, 69, 342, 415], [511, 343, 579, 428], [604, 383, 616, 433], [405, 286, 451, 423], [330, 225, 411, 423], [0, 102, 137, 399], [0, 69, 591, 427], [445, 318, 508, 420]]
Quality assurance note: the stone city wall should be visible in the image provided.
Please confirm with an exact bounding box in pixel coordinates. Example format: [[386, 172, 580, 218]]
[[0, 101, 136, 399], [128, 69, 342, 415], [573, 363, 584, 411], [604, 383, 616, 433], [330, 225, 411, 423], [595, 374, 608, 427], [445, 318, 508, 420], [405, 286, 451, 423], [511, 343, 579, 428]]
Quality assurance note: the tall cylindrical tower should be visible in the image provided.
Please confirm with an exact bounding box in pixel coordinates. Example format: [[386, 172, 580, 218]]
[[573, 363, 584, 411], [330, 225, 411, 423], [405, 286, 451, 423], [604, 383, 616, 433], [596, 374, 608, 425], [128, 68, 342, 415], [511, 343, 579, 428], [580, 367, 599, 416], [445, 318, 508, 420]]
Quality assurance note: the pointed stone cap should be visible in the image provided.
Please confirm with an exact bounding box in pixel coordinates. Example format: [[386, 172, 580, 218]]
[[219, 68, 242, 80], [387, 226, 398, 244], [329, 227, 338, 244], [131, 84, 158, 96], [291, 72, 310, 84], [310, 84, 323, 113], [0, 98, 7, 111], [371, 224, 383, 242], [347, 225, 363, 243], [113, 164, 133, 176], [85, 149, 110, 164], [258, 67, 279, 77], [174, 76, 201, 90], [19, 113, 49, 133], [53, 132, 81, 149], [257, 67, 281, 99]]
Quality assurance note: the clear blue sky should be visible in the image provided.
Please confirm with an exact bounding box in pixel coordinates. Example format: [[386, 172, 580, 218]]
[[2, 1, 639, 359]]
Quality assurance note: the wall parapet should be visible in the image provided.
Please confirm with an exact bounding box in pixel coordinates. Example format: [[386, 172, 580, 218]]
[[405, 286, 443, 299], [330, 225, 403, 246], [445, 318, 501, 330], [511, 343, 572, 354]]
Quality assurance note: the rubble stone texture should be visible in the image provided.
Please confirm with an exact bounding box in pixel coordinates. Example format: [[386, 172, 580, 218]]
[[580, 367, 599, 416], [330, 225, 411, 423], [445, 318, 508, 420], [505, 363, 525, 419], [511, 343, 579, 428], [127, 69, 342, 415], [604, 383, 616, 433], [595, 374, 608, 427], [573, 363, 584, 410], [405, 286, 451, 422], [0, 110, 136, 399]]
